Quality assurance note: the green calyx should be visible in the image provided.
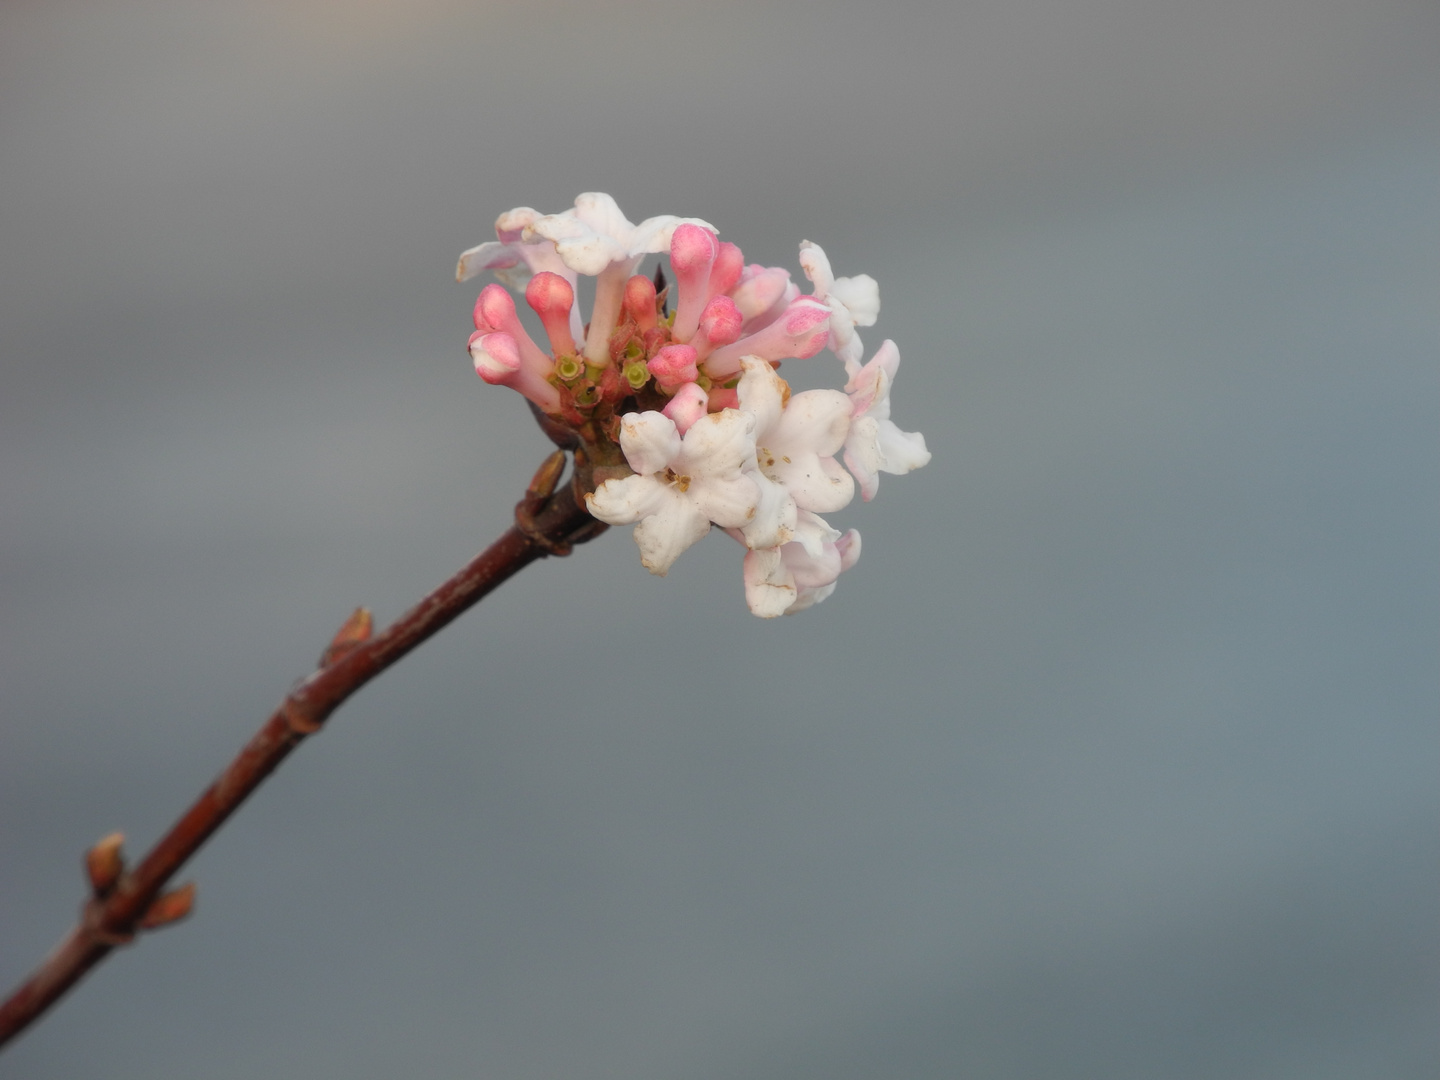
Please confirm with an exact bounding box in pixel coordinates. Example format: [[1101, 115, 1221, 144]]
[[623, 361, 651, 391]]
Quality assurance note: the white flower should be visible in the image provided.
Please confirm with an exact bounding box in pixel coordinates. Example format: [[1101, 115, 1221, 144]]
[[843, 339, 931, 501], [457, 193, 932, 617], [738, 512, 862, 617], [586, 409, 784, 576], [799, 240, 880, 378], [526, 193, 713, 364], [736, 356, 854, 513]]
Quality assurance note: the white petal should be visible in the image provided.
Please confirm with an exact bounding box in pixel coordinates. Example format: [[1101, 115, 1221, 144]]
[[874, 420, 932, 475], [845, 340, 900, 410], [494, 206, 542, 243], [629, 214, 716, 255], [456, 241, 520, 283], [768, 452, 854, 514], [632, 496, 712, 575], [772, 389, 851, 457], [525, 212, 627, 276], [585, 473, 673, 526], [739, 471, 796, 550], [785, 580, 837, 614], [742, 547, 796, 618], [797, 240, 835, 298], [677, 409, 757, 481], [736, 355, 786, 437], [692, 472, 764, 531], [830, 274, 880, 326], [571, 192, 634, 244], [789, 509, 841, 560], [618, 411, 682, 476], [844, 416, 884, 501]]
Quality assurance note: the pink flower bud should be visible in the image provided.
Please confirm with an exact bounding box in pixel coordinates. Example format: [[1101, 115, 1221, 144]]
[[708, 242, 744, 300], [670, 223, 719, 342], [647, 343, 699, 394], [525, 272, 577, 356], [690, 295, 744, 360], [472, 283, 552, 375], [662, 382, 709, 434], [472, 282, 513, 333], [729, 265, 794, 327], [469, 329, 519, 379], [623, 274, 658, 332], [470, 331, 561, 413], [702, 296, 832, 379]]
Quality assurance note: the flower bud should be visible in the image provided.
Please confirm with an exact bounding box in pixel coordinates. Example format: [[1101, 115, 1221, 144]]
[[525, 271, 577, 356], [670, 223, 719, 342], [623, 274, 658, 331], [647, 344, 700, 395], [662, 383, 710, 434], [702, 297, 832, 379]]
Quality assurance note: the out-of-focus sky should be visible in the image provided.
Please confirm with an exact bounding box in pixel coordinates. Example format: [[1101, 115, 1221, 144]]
[[1, 2, 1436, 1077]]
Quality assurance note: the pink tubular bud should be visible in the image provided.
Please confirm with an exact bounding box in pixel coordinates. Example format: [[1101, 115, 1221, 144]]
[[470, 331, 561, 413], [729, 265, 794, 326], [702, 296, 831, 379], [670, 223, 719, 342], [470, 329, 520, 379], [690, 295, 744, 361], [647, 343, 699, 394], [708, 242, 744, 300], [662, 382, 709, 434], [623, 274, 658, 331], [525, 272, 577, 356], [472, 283, 553, 375]]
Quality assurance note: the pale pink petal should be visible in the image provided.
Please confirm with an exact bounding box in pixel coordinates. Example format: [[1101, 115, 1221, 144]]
[[729, 266, 793, 324], [456, 241, 520, 283]]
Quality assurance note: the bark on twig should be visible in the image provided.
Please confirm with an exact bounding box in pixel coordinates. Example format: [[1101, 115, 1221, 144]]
[[0, 452, 606, 1049]]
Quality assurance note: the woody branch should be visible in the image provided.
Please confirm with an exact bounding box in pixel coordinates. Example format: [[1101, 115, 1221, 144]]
[[0, 451, 605, 1050]]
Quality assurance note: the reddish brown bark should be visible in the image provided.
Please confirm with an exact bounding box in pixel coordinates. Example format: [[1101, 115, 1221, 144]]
[[0, 453, 606, 1049]]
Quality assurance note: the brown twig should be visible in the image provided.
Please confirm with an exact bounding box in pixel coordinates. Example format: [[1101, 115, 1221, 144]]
[[0, 451, 607, 1049]]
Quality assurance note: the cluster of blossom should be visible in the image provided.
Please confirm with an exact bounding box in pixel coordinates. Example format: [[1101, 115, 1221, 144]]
[[457, 193, 929, 617]]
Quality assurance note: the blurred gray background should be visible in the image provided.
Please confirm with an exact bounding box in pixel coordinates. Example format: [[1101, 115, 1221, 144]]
[[1, 1, 1437, 1077]]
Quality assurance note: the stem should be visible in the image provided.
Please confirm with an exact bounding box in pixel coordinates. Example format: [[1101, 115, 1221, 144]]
[[0, 452, 606, 1049]]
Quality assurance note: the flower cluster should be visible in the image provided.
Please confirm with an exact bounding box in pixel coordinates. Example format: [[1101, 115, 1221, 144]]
[[458, 193, 929, 616]]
